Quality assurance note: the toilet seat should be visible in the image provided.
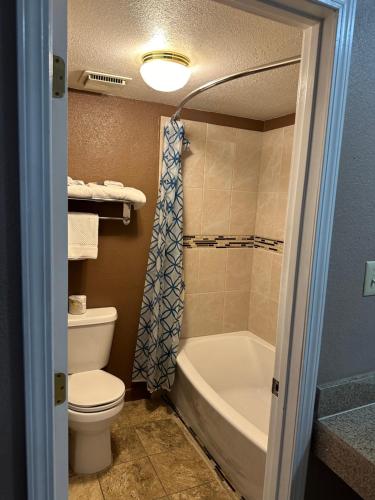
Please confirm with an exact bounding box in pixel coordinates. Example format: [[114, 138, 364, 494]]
[[68, 369, 125, 413]]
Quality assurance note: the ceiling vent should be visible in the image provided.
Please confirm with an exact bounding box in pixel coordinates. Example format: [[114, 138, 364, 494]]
[[79, 70, 132, 94]]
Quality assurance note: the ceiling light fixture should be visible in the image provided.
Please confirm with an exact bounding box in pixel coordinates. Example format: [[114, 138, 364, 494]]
[[140, 51, 191, 92]]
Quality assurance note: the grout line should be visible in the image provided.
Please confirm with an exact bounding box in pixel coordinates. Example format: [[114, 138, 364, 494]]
[[165, 480, 223, 498], [147, 456, 169, 498], [97, 476, 106, 500], [200, 122, 208, 235]]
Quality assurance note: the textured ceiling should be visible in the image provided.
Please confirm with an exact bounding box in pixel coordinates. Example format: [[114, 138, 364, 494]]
[[68, 0, 302, 120]]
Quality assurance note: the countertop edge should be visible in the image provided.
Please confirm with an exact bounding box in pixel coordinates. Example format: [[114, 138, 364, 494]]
[[313, 419, 375, 499]]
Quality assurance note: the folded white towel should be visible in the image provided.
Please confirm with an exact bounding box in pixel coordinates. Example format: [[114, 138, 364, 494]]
[[87, 182, 112, 199], [68, 212, 98, 260], [68, 184, 93, 198], [122, 187, 147, 210], [78, 182, 146, 209], [100, 186, 147, 208], [67, 176, 85, 186], [104, 180, 124, 187]]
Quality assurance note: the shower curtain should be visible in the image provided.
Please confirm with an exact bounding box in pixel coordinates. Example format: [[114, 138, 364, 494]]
[[132, 119, 189, 393]]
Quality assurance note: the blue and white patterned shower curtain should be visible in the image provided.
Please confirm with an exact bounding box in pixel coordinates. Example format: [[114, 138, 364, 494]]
[[132, 119, 189, 393]]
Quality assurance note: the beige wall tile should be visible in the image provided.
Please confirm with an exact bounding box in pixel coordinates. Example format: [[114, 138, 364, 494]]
[[255, 191, 278, 238], [182, 292, 225, 338], [229, 191, 257, 235], [223, 291, 250, 333], [202, 189, 231, 235], [225, 248, 253, 291], [232, 130, 262, 191], [182, 146, 206, 189], [248, 292, 278, 345], [236, 128, 263, 148], [270, 253, 283, 302], [279, 125, 294, 193], [184, 188, 202, 235], [198, 248, 227, 292], [179, 120, 292, 344], [184, 119, 207, 146], [183, 248, 199, 293], [258, 128, 284, 193], [251, 248, 272, 296], [273, 192, 288, 241], [205, 139, 235, 190], [207, 123, 237, 143]]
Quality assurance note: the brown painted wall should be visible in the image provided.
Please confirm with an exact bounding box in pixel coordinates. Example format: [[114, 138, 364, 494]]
[[68, 89, 294, 390]]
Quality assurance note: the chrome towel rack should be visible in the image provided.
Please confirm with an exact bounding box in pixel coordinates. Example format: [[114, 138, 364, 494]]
[[68, 197, 131, 225]]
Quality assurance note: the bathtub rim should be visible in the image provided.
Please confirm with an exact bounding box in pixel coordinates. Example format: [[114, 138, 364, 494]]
[[176, 330, 275, 453]]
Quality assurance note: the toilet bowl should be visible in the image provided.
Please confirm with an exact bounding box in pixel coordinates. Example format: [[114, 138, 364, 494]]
[[68, 307, 125, 474]]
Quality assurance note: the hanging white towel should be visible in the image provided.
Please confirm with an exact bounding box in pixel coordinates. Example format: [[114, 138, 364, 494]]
[[68, 213, 99, 260], [68, 184, 92, 198]]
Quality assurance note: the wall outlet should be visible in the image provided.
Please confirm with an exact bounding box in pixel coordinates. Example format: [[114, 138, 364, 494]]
[[363, 261, 375, 296]]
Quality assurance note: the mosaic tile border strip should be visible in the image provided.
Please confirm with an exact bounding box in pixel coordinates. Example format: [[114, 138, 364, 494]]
[[254, 235, 284, 253], [183, 235, 254, 249], [183, 234, 284, 253]]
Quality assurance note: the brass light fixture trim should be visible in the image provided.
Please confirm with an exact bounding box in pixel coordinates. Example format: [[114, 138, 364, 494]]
[[142, 51, 190, 67]]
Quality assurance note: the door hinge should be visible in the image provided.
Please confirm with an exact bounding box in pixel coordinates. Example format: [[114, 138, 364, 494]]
[[53, 55, 65, 98], [54, 372, 66, 406], [272, 377, 279, 397]]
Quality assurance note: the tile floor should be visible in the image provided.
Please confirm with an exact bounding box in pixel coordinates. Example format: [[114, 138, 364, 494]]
[[69, 398, 237, 500]]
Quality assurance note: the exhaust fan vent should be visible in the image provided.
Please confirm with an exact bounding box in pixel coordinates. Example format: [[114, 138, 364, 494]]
[[80, 70, 132, 93]]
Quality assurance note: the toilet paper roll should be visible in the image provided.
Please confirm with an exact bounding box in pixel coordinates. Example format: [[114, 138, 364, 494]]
[[69, 295, 87, 315]]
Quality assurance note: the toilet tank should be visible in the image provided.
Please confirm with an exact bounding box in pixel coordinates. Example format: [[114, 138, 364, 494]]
[[68, 307, 117, 374]]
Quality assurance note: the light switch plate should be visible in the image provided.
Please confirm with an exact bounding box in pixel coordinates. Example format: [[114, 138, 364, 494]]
[[363, 261, 375, 296]]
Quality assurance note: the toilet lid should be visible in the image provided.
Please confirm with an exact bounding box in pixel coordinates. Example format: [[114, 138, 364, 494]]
[[68, 370, 125, 409]]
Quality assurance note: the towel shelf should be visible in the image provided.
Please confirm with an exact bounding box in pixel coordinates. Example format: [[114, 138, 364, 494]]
[[68, 197, 131, 225], [68, 197, 133, 204]]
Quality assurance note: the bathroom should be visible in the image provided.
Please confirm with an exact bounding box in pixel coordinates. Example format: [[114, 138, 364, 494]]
[[66, 1, 301, 499], [4, 0, 369, 498]]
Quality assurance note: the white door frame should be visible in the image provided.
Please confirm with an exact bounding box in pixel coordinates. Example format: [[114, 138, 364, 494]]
[[16, 0, 356, 499], [221, 2, 356, 498]]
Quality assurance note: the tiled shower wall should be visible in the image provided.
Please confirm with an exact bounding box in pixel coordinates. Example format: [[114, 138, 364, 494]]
[[249, 126, 294, 344], [160, 118, 294, 344]]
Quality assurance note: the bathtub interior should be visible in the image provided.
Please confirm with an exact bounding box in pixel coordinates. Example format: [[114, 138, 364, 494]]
[[178, 331, 275, 436]]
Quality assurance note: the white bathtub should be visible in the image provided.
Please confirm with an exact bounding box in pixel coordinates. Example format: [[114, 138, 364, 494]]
[[170, 331, 275, 500]]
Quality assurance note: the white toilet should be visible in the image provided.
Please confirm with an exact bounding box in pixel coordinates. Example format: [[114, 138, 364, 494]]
[[68, 307, 125, 475]]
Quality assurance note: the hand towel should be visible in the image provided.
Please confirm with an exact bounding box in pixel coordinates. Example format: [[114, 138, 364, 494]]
[[104, 180, 124, 187], [68, 212, 98, 260], [68, 184, 93, 198]]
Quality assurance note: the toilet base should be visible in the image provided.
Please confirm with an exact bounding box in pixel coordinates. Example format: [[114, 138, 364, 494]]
[[68, 401, 124, 475], [69, 427, 112, 474]]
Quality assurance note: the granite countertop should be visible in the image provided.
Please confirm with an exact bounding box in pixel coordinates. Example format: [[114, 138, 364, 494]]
[[314, 403, 375, 499]]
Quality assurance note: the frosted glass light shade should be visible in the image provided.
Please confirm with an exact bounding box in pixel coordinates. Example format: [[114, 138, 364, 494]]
[[140, 57, 191, 92]]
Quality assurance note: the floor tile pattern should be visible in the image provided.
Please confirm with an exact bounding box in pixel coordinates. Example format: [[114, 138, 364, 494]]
[[69, 398, 237, 500]]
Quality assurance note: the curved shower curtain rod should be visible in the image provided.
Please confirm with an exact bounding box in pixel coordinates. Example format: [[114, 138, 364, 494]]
[[172, 55, 301, 121]]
